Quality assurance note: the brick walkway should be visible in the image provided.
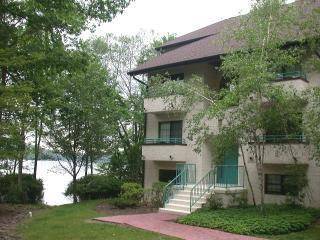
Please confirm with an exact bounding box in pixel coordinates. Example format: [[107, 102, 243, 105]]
[[95, 212, 264, 240]]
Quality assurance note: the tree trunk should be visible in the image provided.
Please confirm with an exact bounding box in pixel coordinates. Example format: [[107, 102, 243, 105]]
[[33, 119, 42, 179], [18, 129, 26, 192], [72, 158, 78, 203], [90, 155, 93, 175], [13, 159, 17, 174], [84, 155, 88, 176], [240, 145, 256, 206]]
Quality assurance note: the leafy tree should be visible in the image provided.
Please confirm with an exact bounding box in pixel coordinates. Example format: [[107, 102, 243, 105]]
[[92, 33, 175, 184], [0, 0, 132, 189], [46, 50, 121, 203]]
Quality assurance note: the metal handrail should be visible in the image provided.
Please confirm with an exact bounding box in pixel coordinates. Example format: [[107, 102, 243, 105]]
[[189, 165, 245, 212], [144, 137, 186, 145], [163, 168, 188, 205], [189, 168, 215, 212]]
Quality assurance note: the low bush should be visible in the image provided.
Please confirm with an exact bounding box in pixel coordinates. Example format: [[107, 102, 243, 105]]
[[205, 193, 223, 210], [150, 182, 167, 207], [120, 182, 144, 202], [178, 205, 320, 236], [109, 182, 144, 208], [0, 174, 43, 204], [143, 182, 167, 207], [108, 198, 138, 209], [65, 175, 122, 201]]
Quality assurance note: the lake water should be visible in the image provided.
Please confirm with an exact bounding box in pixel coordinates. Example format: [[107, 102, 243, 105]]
[[24, 160, 94, 206]]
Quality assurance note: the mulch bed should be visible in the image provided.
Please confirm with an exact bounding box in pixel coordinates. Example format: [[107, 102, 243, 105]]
[[0, 204, 43, 240], [95, 201, 158, 216]]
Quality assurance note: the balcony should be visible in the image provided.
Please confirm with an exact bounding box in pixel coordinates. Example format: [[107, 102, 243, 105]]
[[273, 71, 309, 91], [142, 137, 187, 162], [256, 135, 309, 164], [258, 134, 307, 144], [144, 137, 186, 145]]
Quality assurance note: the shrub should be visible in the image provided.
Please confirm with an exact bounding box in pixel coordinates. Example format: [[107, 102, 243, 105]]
[[120, 182, 144, 202], [0, 174, 43, 204], [283, 165, 308, 206], [109, 182, 144, 209], [228, 190, 248, 208], [178, 204, 320, 236], [205, 193, 223, 210], [65, 175, 122, 201], [150, 182, 166, 208], [108, 198, 138, 209]]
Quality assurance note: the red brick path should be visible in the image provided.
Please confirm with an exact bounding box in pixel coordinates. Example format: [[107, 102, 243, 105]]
[[95, 212, 264, 240]]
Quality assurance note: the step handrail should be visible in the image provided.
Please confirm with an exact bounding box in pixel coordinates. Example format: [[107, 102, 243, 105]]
[[189, 168, 216, 212], [163, 168, 188, 205]]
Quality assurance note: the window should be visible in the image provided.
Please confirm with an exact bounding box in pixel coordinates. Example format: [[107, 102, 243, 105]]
[[159, 121, 183, 144], [159, 169, 176, 182], [265, 174, 289, 195]]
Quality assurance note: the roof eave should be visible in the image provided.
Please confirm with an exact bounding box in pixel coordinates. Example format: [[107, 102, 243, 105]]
[[128, 55, 221, 76]]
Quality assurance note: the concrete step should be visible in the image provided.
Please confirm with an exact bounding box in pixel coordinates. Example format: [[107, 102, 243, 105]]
[[159, 207, 190, 215], [169, 198, 205, 206], [165, 203, 201, 212]]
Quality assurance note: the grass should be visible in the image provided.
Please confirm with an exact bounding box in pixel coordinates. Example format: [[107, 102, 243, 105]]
[[178, 205, 320, 236], [18, 200, 177, 240]]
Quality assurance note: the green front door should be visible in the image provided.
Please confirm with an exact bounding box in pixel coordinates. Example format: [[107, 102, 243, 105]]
[[216, 147, 238, 186]]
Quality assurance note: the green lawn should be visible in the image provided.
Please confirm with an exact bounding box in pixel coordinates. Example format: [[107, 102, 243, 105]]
[[18, 200, 177, 240]]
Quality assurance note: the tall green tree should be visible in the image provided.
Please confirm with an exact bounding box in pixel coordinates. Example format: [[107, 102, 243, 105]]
[[46, 50, 121, 203], [0, 0, 132, 190], [92, 33, 175, 183]]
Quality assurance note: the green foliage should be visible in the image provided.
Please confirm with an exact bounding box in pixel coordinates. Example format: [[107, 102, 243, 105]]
[[228, 190, 249, 208], [144, 181, 167, 208], [0, 174, 43, 204], [178, 205, 320, 236], [97, 145, 143, 183], [303, 87, 320, 162], [205, 193, 223, 210], [65, 175, 122, 201], [283, 165, 309, 206], [120, 182, 144, 202], [108, 198, 139, 209], [109, 182, 144, 208]]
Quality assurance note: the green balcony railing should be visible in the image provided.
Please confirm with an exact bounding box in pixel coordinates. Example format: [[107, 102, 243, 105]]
[[258, 134, 306, 143], [276, 71, 307, 81], [144, 137, 186, 145]]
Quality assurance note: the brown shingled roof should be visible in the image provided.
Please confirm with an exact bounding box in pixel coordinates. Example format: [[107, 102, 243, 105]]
[[158, 16, 240, 50], [128, 0, 320, 76]]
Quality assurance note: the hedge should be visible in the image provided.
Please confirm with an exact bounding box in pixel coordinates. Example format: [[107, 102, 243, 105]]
[[65, 175, 122, 201], [0, 174, 43, 204]]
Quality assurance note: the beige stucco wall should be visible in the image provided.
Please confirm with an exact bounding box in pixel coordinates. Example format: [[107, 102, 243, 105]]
[[143, 61, 320, 207], [144, 161, 177, 188]]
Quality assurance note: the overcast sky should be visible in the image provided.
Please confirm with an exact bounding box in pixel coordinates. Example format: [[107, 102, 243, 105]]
[[84, 0, 253, 39]]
